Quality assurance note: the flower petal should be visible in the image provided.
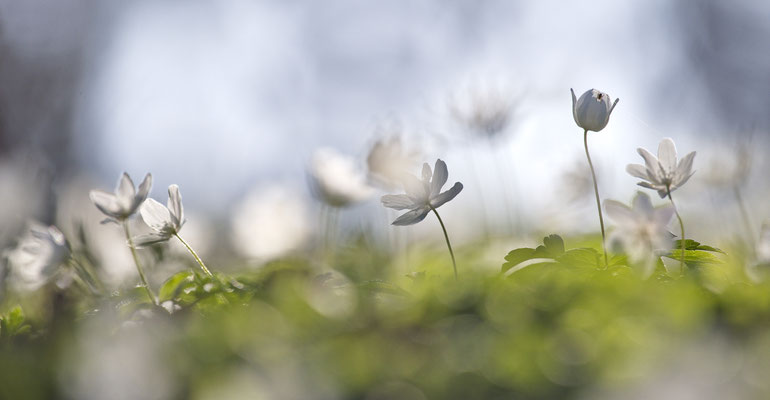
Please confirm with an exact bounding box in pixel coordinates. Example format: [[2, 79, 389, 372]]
[[167, 184, 184, 228], [402, 173, 429, 202], [632, 192, 654, 216], [603, 200, 634, 224], [132, 232, 172, 248], [657, 138, 678, 173], [392, 206, 430, 226], [674, 151, 696, 185], [626, 164, 650, 180], [89, 190, 122, 217], [116, 172, 136, 202], [140, 198, 172, 232], [136, 173, 153, 203], [421, 163, 432, 182], [431, 159, 448, 195], [637, 147, 663, 179], [430, 182, 463, 208], [381, 194, 414, 210]]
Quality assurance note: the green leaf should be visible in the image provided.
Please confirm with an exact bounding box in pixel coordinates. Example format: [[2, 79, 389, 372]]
[[502, 234, 566, 273], [159, 271, 196, 302], [672, 239, 726, 254], [664, 249, 724, 265], [556, 248, 600, 269], [0, 306, 30, 338], [502, 248, 537, 273]]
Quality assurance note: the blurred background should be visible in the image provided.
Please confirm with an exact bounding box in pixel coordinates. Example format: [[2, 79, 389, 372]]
[[1, 0, 769, 256]]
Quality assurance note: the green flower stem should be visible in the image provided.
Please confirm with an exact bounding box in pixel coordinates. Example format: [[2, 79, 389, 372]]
[[666, 186, 686, 270], [429, 205, 458, 280], [583, 129, 609, 267], [174, 233, 212, 277], [123, 221, 158, 305], [69, 257, 102, 294]]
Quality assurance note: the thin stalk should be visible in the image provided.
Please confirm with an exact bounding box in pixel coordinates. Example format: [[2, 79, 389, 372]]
[[666, 186, 686, 269], [583, 129, 608, 267], [429, 205, 458, 280], [123, 221, 157, 305], [492, 147, 519, 236], [69, 257, 102, 294], [174, 233, 212, 277], [733, 184, 755, 247]]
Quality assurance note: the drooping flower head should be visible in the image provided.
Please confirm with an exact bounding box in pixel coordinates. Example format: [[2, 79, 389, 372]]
[[381, 159, 463, 226], [309, 147, 374, 207], [604, 192, 674, 278], [89, 172, 152, 222], [134, 185, 185, 247], [571, 88, 619, 132], [6, 221, 70, 290], [450, 83, 517, 139], [626, 138, 696, 198]]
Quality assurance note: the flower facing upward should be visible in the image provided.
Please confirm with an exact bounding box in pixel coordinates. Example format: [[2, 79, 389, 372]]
[[89, 172, 152, 222], [604, 192, 674, 278], [310, 147, 374, 207], [134, 185, 185, 247], [381, 159, 463, 226], [571, 88, 619, 132], [6, 221, 70, 290], [626, 138, 696, 198]]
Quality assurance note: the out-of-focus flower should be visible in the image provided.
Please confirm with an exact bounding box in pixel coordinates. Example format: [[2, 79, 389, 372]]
[[367, 137, 421, 189], [6, 221, 70, 290], [627, 138, 696, 198], [382, 159, 463, 226], [571, 88, 619, 132], [604, 192, 675, 278], [450, 84, 517, 139], [134, 185, 185, 247], [89, 172, 152, 222], [231, 186, 310, 262], [309, 147, 374, 207], [0, 157, 47, 248]]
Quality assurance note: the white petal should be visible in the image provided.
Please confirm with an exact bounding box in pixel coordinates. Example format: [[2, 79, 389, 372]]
[[674, 151, 696, 184], [657, 138, 678, 173], [430, 182, 463, 208], [381, 194, 414, 210], [133, 232, 172, 248], [626, 164, 650, 180], [167, 184, 184, 228], [637, 148, 663, 179], [421, 163, 432, 182], [89, 190, 123, 217], [392, 207, 430, 226], [402, 174, 429, 202], [632, 192, 654, 216], [571, 88, 578, 125], [140, 198, 172, 232], [431, 159, 448, 195], [116, 172, 136, 202], [603, 200, 634, 224], [136, 173, 153, 202]]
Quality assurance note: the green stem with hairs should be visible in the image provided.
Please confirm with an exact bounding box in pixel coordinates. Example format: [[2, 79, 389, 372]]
[[666, 185, 686, 270], [430, 205, 458, 280], [583, 129, 609, 267], [174, 233, 212, 277], [123, 221, 157, 305]]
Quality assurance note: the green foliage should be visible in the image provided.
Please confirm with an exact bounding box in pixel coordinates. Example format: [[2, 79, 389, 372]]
[[503, 234, 600, 273], [0, 306, 31, 340]]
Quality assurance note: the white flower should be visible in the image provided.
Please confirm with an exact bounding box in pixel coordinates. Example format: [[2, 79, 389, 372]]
[[381, 159, 463, 226], [626, 138, 696, 198], [604, 192, 674, 278], [450, 84, 516, 138], [89, 172, 152, 222], [366, 137, 420, 190], [134, 185, 185, 247], [230, 186, 310, 262], [309, 147, 374, 207], [571, 88, 619, 132], [6, 221, 70, 290]]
